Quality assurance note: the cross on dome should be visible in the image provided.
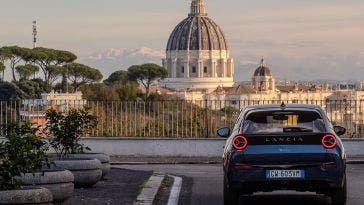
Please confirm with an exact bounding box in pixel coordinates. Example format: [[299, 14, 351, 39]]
[[260, 58, 267, 67]]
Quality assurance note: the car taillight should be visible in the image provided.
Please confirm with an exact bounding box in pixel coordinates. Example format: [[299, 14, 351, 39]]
[[321, 134, 337, 149], [232, 135, 248, 152], [233, 164, 253, 170], [320, 163, 336, 170]]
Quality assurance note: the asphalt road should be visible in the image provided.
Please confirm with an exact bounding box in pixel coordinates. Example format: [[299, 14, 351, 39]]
[[65, 168, 152, 205], [114, 164, 364, 205]]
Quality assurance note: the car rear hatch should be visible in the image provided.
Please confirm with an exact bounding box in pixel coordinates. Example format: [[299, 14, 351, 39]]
[[237, 133, 337, 166], [233, 108, 339, 166]]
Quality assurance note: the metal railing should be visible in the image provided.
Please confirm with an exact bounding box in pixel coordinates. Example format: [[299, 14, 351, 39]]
[[1, 100, 363, 138]]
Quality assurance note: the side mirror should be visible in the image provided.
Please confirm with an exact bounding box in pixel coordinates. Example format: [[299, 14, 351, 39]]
[[334, 125, 346, 136], [217, 127, 231, 138]]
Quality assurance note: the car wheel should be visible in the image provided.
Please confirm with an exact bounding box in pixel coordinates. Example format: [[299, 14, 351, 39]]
[[330, 177, 347, 205], [223, 178, 240, 205]]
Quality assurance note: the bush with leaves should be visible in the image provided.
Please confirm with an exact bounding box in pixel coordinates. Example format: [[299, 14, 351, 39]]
[[0, 122, 49, 190], [46, 108, 98, 159]]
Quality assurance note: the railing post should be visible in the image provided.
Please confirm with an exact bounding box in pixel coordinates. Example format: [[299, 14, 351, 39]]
[[205, 99, 208, 138]]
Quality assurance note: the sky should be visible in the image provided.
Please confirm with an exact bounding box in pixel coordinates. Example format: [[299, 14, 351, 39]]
[[1, 0, 364, 81]]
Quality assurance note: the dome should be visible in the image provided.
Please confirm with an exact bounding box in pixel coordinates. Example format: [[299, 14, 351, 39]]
[[254, 58, 272, 77], [166, 0, 228, 51]]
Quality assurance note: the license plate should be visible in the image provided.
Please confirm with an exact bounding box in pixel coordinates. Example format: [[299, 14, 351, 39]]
[[266, 170, 304, 179]]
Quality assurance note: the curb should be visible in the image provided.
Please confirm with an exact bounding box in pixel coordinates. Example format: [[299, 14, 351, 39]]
[[347, 160, 364, 164], [135, 172, 165, 205], [112, 159, 364, 165], [111, 161, 221, 165], [167, 175, 182, 205]]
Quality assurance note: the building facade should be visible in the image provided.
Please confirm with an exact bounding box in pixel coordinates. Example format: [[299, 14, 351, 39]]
[[162, 0, 234, 90], [20, 91, 86, 127], [160, 0, 364, 137], [251, 58, 276, 93]]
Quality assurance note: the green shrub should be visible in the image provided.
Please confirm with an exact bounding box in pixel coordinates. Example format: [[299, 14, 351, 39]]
[[46, 108, 98, 159], [0, 122, 49, 190]]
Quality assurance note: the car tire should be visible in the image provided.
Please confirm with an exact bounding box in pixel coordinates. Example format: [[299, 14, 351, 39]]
[[330, 177, 347, 205], [223, 178, 240, 205]]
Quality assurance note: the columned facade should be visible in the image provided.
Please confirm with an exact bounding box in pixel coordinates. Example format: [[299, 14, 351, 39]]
[[252, 58, 276, 92], [162, 0, 234, 91]]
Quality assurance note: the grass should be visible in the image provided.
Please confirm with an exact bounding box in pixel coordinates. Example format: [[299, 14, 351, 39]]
[[152, 175, 173, 205], [137, 172, 153, 194]]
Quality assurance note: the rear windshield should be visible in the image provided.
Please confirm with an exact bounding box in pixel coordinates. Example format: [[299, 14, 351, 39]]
[[242, 110, 325, 134]]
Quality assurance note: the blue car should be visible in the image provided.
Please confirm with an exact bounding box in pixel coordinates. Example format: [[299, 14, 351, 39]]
[[217, 104, 347, 205]]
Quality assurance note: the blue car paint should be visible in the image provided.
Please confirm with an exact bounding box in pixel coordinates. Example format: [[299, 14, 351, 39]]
[[222, 104, 347, 194]]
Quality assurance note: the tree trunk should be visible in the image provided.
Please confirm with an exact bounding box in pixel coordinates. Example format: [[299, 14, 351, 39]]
[[11, 65, 17, 82], [145, 84, 150, 100], [45, 72, 50, 85], [73, 80, 77, 92]]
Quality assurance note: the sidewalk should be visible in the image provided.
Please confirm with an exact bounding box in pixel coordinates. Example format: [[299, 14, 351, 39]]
[[111, 156, 223, 165], [347, 155, 364, 164], [111, 156, 364, 165]]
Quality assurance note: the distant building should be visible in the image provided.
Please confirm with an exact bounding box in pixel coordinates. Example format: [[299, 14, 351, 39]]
[[159, 0, 364, 136], [356, 81, 364, 90], [162, 0, 234, 90], [252, 59, 276, 93], [205, 58, 333, 105], [160, 0, 333, 103], [325, 89, 364, 137], [20, 91, 86, 127]]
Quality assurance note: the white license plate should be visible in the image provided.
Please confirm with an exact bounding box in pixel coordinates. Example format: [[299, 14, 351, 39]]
[[266, 170, 304, 179]]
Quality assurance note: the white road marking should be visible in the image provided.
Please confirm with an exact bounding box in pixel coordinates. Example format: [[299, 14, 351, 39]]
[[167, 175, 183, 205]]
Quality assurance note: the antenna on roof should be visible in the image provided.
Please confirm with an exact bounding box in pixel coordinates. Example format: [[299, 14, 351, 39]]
[[32, 20, 37, 48]]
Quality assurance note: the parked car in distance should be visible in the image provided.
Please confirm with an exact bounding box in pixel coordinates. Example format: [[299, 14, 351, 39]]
[[218, 103, 347, 205]]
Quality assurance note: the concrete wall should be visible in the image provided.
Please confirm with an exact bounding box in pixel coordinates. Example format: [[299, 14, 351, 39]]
[[81, 138, 225, 157], [1, 137, 363, 157], [80, 138, 364, 157]]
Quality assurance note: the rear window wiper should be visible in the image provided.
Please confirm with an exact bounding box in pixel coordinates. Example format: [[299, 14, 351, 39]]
[[283, 127, 313, 132]]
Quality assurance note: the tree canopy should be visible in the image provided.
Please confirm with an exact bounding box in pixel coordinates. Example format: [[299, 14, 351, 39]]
[[31, 47, 77, 84], [15, 79, 52, 99], [0, 46, 32, 81], [127, 63, 167, 99], [15, 64, 39, 80], [64, 63, 103, 92], [46, 65, 66, 85], [0, 47, 12, 63], [0, 62, 5, 81], [0, 45, 108, 100], [104, 70, 130, 85], [0, 82, 25, 100]]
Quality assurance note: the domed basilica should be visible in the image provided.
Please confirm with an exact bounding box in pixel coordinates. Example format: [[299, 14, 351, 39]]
[[162, 0, 234, 90], [161, 0, 332, 103]]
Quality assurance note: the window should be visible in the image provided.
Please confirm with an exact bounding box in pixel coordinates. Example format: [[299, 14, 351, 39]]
[[242, 110, 325, 134], [192, 66, 196, 73], [181, 66, 184, 73], [204, 66, 208, 73]]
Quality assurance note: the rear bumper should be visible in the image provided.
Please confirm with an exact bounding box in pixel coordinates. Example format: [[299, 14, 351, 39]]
[[230, 180, 342, 194], [227, 165, 345, 193]]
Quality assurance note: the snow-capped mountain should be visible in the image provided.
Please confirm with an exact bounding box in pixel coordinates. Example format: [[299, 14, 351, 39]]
[[86, 47, 165, 61], [80, 47, 364, 82], [234, 52, 364, 82], [80, 47, 165, 79]]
